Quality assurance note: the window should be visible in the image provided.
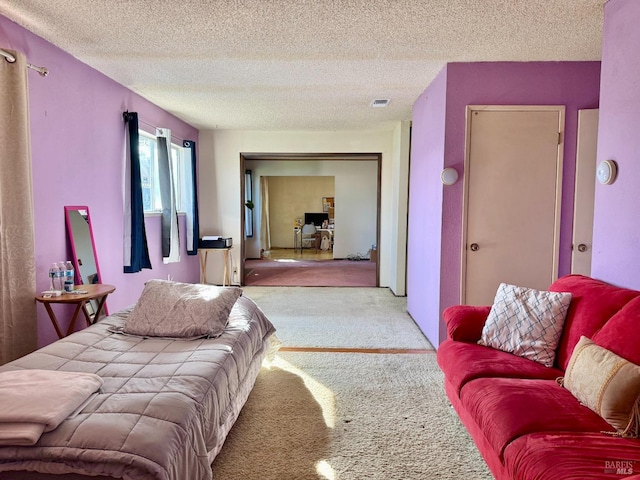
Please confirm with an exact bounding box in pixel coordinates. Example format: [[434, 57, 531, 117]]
[[138, 130, 190, 213]]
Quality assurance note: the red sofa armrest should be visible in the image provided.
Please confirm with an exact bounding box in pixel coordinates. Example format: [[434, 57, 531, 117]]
[[443, 305, 492, 342]]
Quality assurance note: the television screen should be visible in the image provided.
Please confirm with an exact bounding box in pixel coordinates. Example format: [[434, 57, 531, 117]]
[[304, 212, 329, 226]]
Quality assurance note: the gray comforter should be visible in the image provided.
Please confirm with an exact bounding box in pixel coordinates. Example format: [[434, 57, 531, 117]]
[[0, 295, 276, 480]]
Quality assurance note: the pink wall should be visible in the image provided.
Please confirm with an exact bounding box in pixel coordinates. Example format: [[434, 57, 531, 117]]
[[409, 61, 600, 348], [591, 0, 640, 289], [0, 16, 200, 347]]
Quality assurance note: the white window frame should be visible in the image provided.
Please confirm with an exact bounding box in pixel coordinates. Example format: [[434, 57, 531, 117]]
[[139, 130, 189, 214]]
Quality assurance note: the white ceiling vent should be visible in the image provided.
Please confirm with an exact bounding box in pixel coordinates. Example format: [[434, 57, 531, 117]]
[[370, 99, 390, 108]]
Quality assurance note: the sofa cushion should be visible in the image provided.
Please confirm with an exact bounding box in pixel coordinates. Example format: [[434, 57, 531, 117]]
[[562, 336, 640, 437], [478, 283, 572, 367], [459, 377, 614, 460], [593, 296, 640, 366], [443, 305, 492, 342], [504, 432, 640, 479], [549, 274, 640, 371], [437, 340, 562, 395]]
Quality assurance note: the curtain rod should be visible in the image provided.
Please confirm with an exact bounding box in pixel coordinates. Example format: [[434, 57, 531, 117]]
[[138, 117, 185, 144], [1, 48, 49, 77], [124, 111, 191, 145]]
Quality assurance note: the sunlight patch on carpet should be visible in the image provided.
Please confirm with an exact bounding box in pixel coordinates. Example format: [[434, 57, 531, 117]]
[[273, 354, 336, 428], [316, 460, 337, 479]]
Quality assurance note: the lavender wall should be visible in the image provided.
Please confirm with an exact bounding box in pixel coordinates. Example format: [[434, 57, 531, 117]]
[[0, 16, 200, 348], [407, 68, 447, 347], [409, 61, 601, 348], [591, 0, 640, 289]]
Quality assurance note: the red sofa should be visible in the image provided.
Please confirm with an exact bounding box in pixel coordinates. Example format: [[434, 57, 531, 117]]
[[437, 274, 640, 479]]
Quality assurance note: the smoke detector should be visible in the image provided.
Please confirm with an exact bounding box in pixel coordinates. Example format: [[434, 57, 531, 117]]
[[370, 99, 390, 108]]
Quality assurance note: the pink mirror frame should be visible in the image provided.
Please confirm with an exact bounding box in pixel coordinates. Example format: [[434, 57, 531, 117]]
[[64, 205, 107, 316]]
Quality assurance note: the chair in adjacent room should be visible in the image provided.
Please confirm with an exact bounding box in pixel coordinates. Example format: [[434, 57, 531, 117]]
[[300, 223, 320, 253]]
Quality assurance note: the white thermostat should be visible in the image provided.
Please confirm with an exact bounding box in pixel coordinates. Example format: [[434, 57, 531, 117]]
[[597, 160, 618, 185]]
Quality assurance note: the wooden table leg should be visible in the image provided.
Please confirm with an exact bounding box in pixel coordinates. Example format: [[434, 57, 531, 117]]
[[43, 303, 64, 339], [80, 294, 110, 326], [65, 303, 84, 337], [223, 249, 230, 286], [199, 250, 208, 284], [92, 295, 109, 324], [82, 302, 93, 326]]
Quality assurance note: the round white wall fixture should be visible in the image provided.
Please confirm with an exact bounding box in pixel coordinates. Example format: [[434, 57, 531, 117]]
[[441, 167, 459, 186], [597, 160, 618, 185]]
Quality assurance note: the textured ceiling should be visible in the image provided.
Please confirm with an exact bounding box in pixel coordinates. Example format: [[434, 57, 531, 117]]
[[0, 1, 605, 131]]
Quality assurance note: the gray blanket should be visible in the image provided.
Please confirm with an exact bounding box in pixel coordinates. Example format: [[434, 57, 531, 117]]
[[0, 295, 276, 480]]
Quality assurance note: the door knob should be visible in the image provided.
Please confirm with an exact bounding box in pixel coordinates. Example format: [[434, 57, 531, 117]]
[[577, 244, 588, 253], [470, 243, 479, 252]]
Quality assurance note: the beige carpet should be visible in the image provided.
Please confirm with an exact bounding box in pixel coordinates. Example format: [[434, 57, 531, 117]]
[[211, 351, 492, 479], [210, 287, 492, 479], [242, 286, 433, 350]]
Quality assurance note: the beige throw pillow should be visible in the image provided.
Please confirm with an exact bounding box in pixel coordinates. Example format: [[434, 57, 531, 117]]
[[124, 280, 242, 338], [478, 283, 572, 367], [562, 336, 640, 437]]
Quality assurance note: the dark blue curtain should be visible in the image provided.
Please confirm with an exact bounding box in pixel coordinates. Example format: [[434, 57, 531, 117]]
[[184, 140, 200, 255], [156, 133, 177, 259], [123, 111, 151, 273]]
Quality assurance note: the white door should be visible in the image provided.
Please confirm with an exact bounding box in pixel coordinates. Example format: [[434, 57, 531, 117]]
[[571, 109, 599, 276], [462, 106, 565, 305]]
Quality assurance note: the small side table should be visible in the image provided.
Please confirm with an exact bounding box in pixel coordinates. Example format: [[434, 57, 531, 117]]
[[198, 247, 233, 286], [35, 284, 116, 339]]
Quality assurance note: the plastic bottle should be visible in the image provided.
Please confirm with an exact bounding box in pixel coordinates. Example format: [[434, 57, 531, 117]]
[[56, 262, 66, 291], [64, 261, 75, 293], [49, 263, 59, 291]]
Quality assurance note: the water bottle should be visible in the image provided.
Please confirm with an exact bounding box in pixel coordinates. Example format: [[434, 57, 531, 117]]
[[55, 261, 66, 291], [49, 263, 59, 291], [64, 261, 75, 293]]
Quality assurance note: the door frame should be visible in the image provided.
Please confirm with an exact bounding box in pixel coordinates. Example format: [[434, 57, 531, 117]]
[[460, 105, 565, 304], [239, 152, 382, 287], [571, 109, 599, 275]]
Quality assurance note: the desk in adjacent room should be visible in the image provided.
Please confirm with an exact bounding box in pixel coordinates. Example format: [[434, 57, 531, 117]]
[[293, 226, 334, 252]]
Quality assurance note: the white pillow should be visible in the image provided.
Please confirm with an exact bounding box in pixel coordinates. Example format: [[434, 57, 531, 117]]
[[124, 279, 242, 338], [478, 283, 572, 367]]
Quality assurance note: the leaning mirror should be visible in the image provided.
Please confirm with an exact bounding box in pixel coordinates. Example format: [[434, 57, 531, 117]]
[[64, 206, 107, 318]]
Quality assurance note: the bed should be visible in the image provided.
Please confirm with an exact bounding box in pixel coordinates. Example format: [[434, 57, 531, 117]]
[[0, 287, 276, 480]]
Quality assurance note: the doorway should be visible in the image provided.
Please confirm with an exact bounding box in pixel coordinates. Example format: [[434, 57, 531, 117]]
[[462, 106, 565, 305], [239, 153, 382, 287]]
